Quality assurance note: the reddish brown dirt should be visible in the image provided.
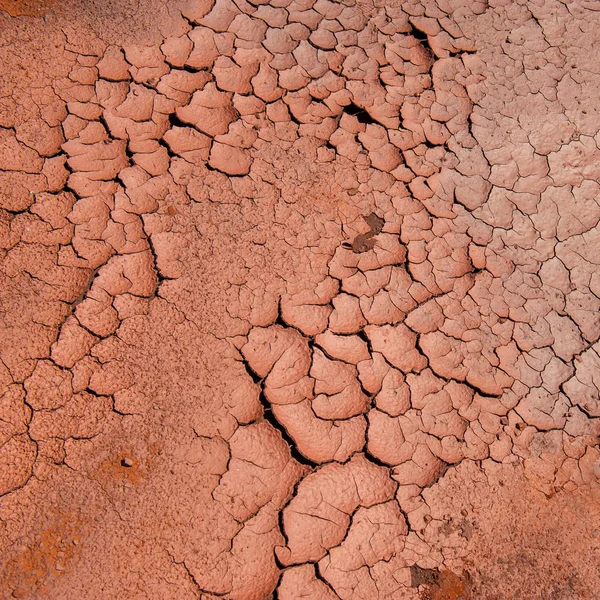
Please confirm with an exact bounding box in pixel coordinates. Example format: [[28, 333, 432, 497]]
[[0, 0, 58, 17], [1, 0, 599, 599]]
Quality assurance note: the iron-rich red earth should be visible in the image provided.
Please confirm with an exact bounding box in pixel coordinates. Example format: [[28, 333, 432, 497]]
[[1, 0, 599, 598]]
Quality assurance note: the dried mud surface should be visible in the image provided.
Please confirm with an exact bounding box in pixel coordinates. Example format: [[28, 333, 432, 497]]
[[1, 0, 599, 598]]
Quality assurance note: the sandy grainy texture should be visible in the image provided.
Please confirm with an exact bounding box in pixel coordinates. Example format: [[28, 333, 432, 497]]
[[0, 0, 599, 598]]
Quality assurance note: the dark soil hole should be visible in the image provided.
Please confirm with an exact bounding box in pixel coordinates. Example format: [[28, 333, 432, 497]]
[[343, 102, 376, 125]]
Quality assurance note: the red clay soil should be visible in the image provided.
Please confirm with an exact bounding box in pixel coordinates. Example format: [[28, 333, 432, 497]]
[[0, 0, 57, 17], [0, 0, 599, 598]]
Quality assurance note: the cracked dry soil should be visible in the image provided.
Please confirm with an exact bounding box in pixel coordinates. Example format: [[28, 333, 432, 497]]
[[1, 0, 599, 598]]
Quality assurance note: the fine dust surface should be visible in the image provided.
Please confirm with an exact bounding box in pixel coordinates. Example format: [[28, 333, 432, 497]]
[[0, 0, 599, 599], [0, 1, 57, 17]]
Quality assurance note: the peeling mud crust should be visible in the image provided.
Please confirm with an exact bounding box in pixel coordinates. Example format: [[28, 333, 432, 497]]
[[1, 0, 600, 598]]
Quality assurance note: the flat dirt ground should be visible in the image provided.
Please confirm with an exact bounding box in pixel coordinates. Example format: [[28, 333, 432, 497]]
[[1, 0, 599, 598]]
